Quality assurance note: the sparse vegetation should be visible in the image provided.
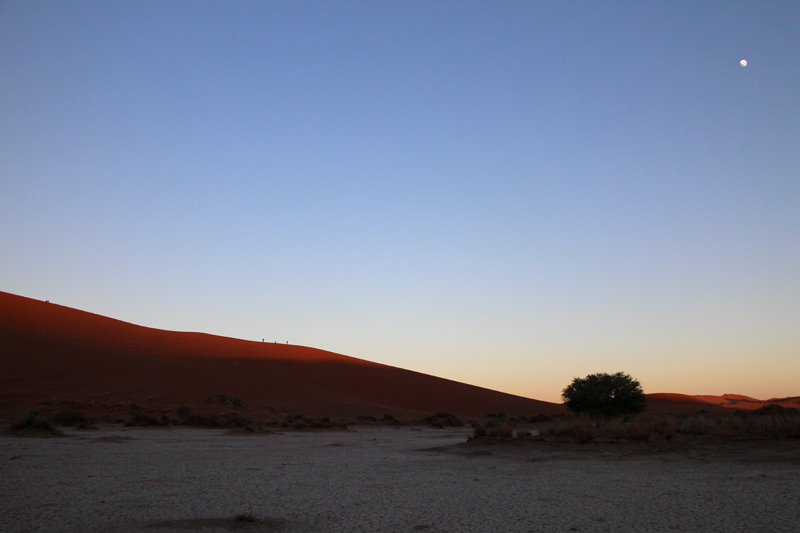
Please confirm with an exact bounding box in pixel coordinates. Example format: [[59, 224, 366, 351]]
[[10, 410, 63, 435], [177, 404, 191, 419], [471, 420, 518, 439], [125, 413, 161, 427], [183, 414, 224, 427], [424, 412, 464, 428], [381, 413, 400, 425], [468, 405, 799, 446], [469, 413, 553, 440], [199, 394, 248, 408], [51, 410, 89, 427], [562, 372, 646, 418], [533, 406, 800, 445], [280, 414, 347, 429], [523, 413, 552, 424], [547, 416, 596, 443]]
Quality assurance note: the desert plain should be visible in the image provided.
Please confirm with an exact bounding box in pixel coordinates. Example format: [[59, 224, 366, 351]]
[[2, 292, 799, 532], [2, 424, 799, 533]]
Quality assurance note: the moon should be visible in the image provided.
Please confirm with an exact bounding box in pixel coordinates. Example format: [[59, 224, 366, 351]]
[[740, 59, 748, 67]]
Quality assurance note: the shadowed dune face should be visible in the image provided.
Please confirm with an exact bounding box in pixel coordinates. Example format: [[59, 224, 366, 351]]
[[0, 292, 564, 420]]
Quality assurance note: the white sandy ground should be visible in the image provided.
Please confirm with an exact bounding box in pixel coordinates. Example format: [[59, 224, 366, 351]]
[[1, 426, 798, 533]]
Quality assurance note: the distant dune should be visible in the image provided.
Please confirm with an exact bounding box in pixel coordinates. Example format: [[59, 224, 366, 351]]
[[645, 393, 799, 414], [692, 394, 800, 411], [645, 393, 723, 414], [0, 291, 564, 420]]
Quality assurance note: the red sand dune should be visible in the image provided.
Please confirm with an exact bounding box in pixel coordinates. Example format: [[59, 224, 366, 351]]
[[645, 393, 723, 414], [0, 291, 564, 420]]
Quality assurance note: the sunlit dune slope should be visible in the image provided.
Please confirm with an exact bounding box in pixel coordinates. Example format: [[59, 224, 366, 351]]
[[0, 291, 564, 419]]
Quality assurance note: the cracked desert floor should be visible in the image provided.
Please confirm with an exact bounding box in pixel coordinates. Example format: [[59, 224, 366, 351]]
[[2, 425, 799, 532]]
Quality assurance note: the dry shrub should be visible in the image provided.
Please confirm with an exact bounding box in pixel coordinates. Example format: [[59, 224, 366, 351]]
[[492, 423, 517, 438], [471, 419, 528, 439], [472, 423, 488, 439], [126, 413, 162, 427], [10, 410, 63, 435], [736, 407, 800, 438], [678, 414, 714, 435], [621, 415, 676, 441], [624, 421, 654, 441], [546, 414, 683, 443], [424, 412, 464, 428], [529, 408, 800, 445], [199, 394, 249, 408], [725, 414, 744, 434], [177, 404, 191, 419], [279, 414, 347, 429], [656, 418, 676, 440], [668, 407, 800, 439], [607, 418, 626, 440], [51, 410, 89, 427], [547, 416, 595, 443]]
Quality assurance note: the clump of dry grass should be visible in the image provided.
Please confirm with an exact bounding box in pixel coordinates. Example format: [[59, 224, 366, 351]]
[[605, 414, 676, 441], [471, 419, 532, 440], [546, 416, 595, 443], [732, 406, 800, 438], [677, 414, 712, 436], [470, 412, 557, 440], [668, 407, 800, 439]]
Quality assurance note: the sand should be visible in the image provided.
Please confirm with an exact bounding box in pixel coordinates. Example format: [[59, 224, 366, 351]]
[[2, 426, 798, 532], [1, 291, 564, 420]]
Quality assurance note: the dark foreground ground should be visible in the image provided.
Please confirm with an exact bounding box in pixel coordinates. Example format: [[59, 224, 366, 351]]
[[1, 425, 798, 532]]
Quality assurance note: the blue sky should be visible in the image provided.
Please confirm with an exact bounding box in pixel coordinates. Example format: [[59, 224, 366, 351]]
[[2, 1, 798, 403]]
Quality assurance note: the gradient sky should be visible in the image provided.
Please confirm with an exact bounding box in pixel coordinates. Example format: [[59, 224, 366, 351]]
[[2, 1, 798, 403]]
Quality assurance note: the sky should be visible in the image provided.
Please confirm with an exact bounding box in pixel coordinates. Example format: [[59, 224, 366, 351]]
[[1, 1, 798, 403]]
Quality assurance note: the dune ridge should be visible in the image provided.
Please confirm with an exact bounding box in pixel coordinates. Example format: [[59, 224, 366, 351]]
[[0, 291, 563, 419]]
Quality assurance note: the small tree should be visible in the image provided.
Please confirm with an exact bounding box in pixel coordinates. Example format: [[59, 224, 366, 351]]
[[562, 372, 646, 418]]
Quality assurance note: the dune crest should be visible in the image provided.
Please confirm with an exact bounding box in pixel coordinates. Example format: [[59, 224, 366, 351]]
[[0, 291, 563, 419]]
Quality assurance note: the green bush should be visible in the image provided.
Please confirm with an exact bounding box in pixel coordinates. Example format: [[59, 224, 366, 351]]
[[562, 372, 646, 418]]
